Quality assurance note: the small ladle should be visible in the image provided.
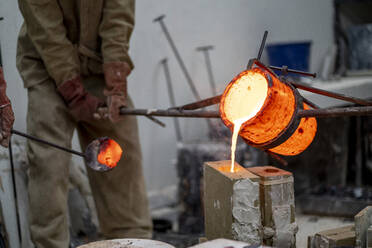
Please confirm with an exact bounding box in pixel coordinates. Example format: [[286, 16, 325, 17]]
[[11, 130, 119, 172]]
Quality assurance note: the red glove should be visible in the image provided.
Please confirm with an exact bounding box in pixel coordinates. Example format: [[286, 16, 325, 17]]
[[57, 76, 104, 121], [0, 67, 15, 148], [103, 62, 131, 123]]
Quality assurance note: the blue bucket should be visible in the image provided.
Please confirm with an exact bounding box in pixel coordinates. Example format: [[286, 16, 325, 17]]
[[266, 41, 312, 72]]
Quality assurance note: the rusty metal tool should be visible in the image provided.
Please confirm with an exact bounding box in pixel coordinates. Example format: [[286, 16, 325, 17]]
[[119, 102, 372, 119], [171, 94, 222, 111], [8, 140, 22, 246], [11, 130, 115, 172], [120, 108, 220, 118]]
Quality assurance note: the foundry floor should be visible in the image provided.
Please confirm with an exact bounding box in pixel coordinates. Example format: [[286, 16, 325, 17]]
[[296, 213, 353, 247]]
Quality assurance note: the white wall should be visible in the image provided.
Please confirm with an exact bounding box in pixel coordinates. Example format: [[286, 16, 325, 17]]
[[129, 0, 334, 190], [1, 0, 334, 192]]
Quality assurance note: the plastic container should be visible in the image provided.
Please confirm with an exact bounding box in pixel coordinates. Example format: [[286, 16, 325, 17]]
[[266, 41, 312, 72]]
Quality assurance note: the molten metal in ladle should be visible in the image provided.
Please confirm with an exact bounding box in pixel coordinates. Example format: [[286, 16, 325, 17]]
[[11, 130, 120, 172]]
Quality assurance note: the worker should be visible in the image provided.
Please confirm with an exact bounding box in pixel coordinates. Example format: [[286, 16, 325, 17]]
[[0, 67, 15, 148], [16, 0, 152, 247]]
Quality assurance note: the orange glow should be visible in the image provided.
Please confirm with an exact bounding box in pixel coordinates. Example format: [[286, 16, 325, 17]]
[[269, 103, 317, 155], [220, 67, 317, 156], [97, 139, 123, 168], [217, 164, 243, 173]]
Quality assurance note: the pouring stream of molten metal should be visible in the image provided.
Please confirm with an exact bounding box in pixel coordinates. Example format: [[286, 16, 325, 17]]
[[227, 71, 268, 172]]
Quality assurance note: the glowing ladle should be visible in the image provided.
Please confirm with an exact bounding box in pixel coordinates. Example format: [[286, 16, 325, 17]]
[[223, 71, 268, 172], [11, 130, 122, 172]]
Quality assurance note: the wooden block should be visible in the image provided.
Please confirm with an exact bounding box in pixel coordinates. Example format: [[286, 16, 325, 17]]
[[247, 166, 296, 248], [312, 225, 355, 248], [367, 225, 372, 248], [355, 206, 372, 248], [203, 161, 261, 245]]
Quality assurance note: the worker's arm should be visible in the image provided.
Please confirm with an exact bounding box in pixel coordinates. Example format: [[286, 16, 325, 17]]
[[0, 68, 15, 147], [18, 0, 107, 121], [17, 0, 80, 86], [99, 0, 135, 123], [99, 0, 135, 66]]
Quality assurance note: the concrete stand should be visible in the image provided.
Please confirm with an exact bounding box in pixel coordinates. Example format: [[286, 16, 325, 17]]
[[309, 225, 355, 248], [203, 161, 261, 245], [247, 166, 297, 247], [355, 206, 372, 248], [368, 225, 372, 248]]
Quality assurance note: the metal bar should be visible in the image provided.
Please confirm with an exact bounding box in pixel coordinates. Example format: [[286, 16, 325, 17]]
[[257, 31, 268, 61], [291, 81, 372, 106], [197, 46, 217, 96], [8, 140, 22, 246], [11, 130, 85, 157], [269, 66, 317, 78], [154, 15, 201, 101], [120, 108, 220, 118], [145, 116, 166, 127], [298, 106, 372, 118], [161, 58, 182, 141], [355, 116, 362, 186], [172, 94, 222, 110]]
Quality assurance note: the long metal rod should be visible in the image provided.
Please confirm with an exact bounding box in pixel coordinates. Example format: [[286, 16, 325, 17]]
[[269, 65, 317, 78], [145, 116, 166, 127], [120, 106, 372, 119], [292, 81, 372, 106], [8, 140, 22, 245], [257, 31, 268, 60], [161, 58, 182, 142], [298, 106, 372, 118], [120, 108, 220, 118], [11, 130, 85, 157], [170, 82, 372, 113], [172, 94, 222, 110], [154, 15, 201, 101]]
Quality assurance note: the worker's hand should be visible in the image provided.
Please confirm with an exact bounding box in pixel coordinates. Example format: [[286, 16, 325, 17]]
[[0, 67, 15, 148], [57, 76, 105, 121], [103, 62, 131, 123]]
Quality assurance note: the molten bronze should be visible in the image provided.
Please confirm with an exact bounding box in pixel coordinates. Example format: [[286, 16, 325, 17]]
[[85, 137, 122, 172]]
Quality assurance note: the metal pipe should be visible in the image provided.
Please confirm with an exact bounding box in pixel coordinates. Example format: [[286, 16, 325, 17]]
[[161, 58, 182, 142], [11, 130, 85, 157], [8, 140, 22, 245], [269, 66, 317, 78], [120, 105, 372, 119], [291, 81, 372, 106], [298, 106, 372, 118], [145, 116, 166, 127], [172, 94, 222, 110], [257, 31, 268, 61], [120, 108, 220, 118]]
